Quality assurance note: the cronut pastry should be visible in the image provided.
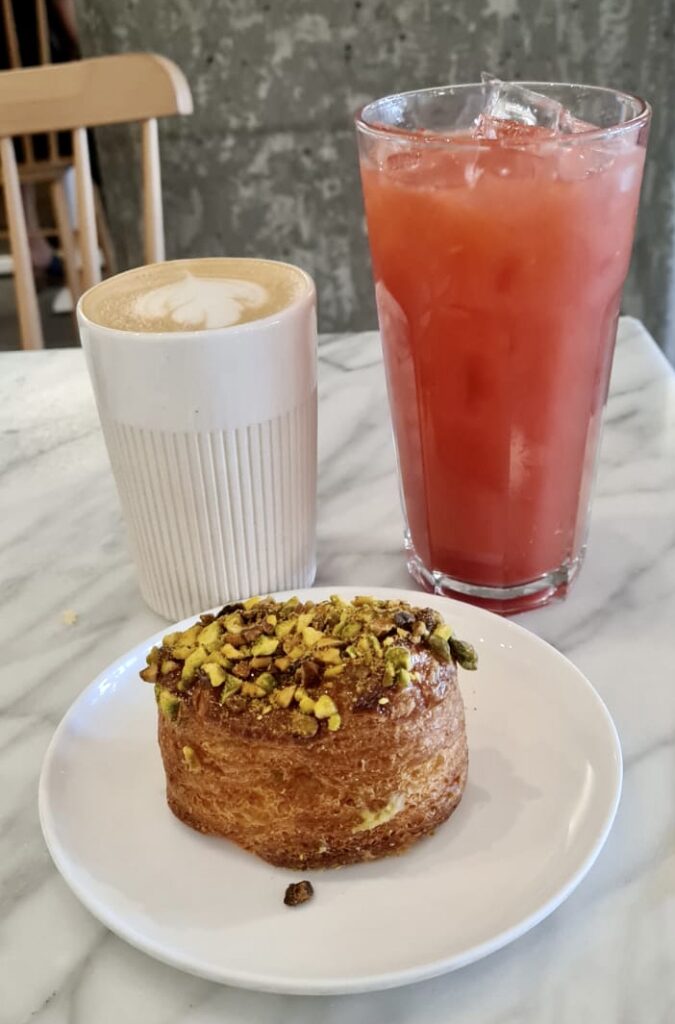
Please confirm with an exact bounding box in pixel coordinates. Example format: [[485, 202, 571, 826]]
[[140, 594, 477, 869]]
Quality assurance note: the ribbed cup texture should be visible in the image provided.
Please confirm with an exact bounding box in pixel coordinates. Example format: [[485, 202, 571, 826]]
[[103, 396, 317, 621]]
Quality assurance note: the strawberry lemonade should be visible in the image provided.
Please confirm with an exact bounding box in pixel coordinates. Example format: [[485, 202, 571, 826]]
[[357, 83, 650, 612]]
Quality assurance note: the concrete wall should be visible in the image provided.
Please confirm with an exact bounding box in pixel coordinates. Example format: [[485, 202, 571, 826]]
[[76, 0, 675, 354]]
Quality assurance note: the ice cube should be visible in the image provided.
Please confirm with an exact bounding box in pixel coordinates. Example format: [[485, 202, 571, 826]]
[[556, 144, 615, 182], [385, 147, 475, 189], [474, 76, 597, 142], [480, 75, 568, 131], [384, 149, 424, 178], [473, 116, 557, 145], [559, 111, 596, 135]]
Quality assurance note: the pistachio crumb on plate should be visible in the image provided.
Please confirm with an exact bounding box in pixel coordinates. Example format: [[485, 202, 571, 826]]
[[284, 880, 314, 907]]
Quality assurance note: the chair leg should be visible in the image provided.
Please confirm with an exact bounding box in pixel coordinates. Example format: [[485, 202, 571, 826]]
[[73, 127, 100, 292], [50, 177, 81, 312], [0, 138, 43, 350], [94, 185, 117, 276]]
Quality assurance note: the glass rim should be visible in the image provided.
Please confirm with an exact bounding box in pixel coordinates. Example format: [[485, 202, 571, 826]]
[[355, 81, 651, 146]]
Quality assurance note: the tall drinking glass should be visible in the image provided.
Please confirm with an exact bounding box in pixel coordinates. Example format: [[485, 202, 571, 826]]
[[356, 83, 650, 613]]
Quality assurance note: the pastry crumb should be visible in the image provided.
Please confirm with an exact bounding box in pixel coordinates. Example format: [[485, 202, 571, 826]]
[[62, 609, 78, 626], [284, 880, 314, 906]]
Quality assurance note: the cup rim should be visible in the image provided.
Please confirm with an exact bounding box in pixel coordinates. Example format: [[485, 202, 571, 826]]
[[76, 257, 316, 341], [355, 81, 651, 146]]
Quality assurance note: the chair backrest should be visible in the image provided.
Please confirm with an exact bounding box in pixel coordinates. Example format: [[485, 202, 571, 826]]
[[0, 52, 193, 135], [0, 0, 66, 167], [0, 52, 192, 340]]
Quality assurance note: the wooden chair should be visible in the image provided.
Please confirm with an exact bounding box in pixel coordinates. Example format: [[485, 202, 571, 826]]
[[0, 53, 193, 348], [0, 0, 118, 328]]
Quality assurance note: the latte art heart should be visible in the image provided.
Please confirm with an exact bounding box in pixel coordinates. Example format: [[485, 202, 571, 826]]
[[132, 274, 268, 330]]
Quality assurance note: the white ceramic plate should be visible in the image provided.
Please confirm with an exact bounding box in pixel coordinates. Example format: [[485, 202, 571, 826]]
[[39, 586, 622, 995]]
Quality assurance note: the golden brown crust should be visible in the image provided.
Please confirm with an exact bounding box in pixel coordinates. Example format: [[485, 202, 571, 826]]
[[159, 669, 467, 868], [142, 595, 474, 868]]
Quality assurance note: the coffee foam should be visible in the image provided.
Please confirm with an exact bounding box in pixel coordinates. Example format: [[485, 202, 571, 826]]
[[81, 258, 308, 333]]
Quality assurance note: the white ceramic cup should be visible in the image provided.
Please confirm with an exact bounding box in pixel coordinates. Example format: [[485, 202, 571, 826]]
[[77, 259, 317, 621]]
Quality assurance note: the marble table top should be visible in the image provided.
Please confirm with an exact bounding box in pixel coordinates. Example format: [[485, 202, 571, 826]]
[[2, 317, 674, 1023]]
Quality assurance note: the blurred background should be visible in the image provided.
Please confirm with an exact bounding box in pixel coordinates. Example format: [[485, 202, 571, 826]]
[[2, 0, 675, 356]]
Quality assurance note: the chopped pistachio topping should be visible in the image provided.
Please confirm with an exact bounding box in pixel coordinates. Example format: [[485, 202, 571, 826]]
[[296, 610, 314, 631], [224, 611, 244, 634], [251, 635, 279, 657], [315, 647, 342, 665], [314, 694, 338, 719], [157, 688, 181, 722], [222, 643, 247, 660], [272, 684, 296, 708], [449, 637, 478, 671], [432, 623, 453, 642], [242, 681, 267, 698], [384, 646, 411, 670], [172, 644, 195, 660], [204, 651, 231, 669], [341, 621, 361, 640], [203, 663, 226, 688], [323, 664, 345, 679], [198, 620, 222, 651], [219, 675, 242, 703], [290, 710, 319, 736], [428, 634, 452, 663], [181, 647, 208, 682], [275, 619, 295, 638], [143, 595, 477, 731], [302, 625, 323, 647], [140, 663, 158, 683], [256, 671, 276, 693], [383, 662, 396, 686]]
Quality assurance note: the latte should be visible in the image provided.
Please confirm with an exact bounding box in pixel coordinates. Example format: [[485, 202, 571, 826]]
[[80, 257, 308, 333]]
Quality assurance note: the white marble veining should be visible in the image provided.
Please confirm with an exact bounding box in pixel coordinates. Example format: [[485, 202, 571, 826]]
[[1, 318, 674, 1023]]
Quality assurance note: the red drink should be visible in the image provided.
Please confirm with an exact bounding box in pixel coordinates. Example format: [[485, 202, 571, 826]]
[[357, 85, 649, 613]]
